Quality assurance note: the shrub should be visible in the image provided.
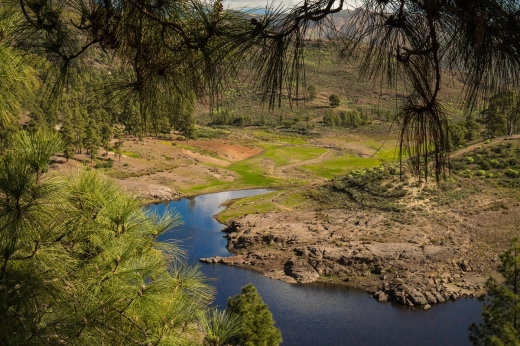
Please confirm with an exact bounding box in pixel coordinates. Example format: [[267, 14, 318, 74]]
[[461, 169, 473, 178], [307, 84, 317, 100], [94, 159, 114, 169], [329, 94, 340, 107], [505, 169, 520, 178]]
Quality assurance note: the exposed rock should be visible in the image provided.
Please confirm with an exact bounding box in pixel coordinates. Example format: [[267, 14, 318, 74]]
[[148, 184, 181, 201], [265, 270, 298, 283], [458, 260, 472, 272], [423, 291, 437, 304], [199, 256, 224, 263], [216, 207, 493, 308], [432, 291, 446, 303], [374, 291, 389, 302], [284, 258, 320, 283], [423, 304, 431, 310]]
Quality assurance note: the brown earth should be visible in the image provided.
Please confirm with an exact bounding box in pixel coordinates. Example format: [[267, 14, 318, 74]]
[[50, 136, 262, 200]]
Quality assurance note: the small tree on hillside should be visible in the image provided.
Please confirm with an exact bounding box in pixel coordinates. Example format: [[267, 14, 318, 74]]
[[60, 116, 75, 161], [480, 90, 520, 137], [113, 129, 125, 162], [329, 94, 340, 108], [227, 283, 282, 346], [307, 84, 317, 101], [465, 113, 481, 142], [100, 123, 113, 155], [85, 119, 101, 162], [470, 238, 520, 345]]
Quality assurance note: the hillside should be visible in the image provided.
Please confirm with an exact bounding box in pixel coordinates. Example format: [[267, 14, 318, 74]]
[[35, 40, 517, 308]]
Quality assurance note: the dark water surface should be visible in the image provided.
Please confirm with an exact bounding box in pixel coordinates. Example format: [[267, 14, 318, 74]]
[[149, 189, 482, 346]]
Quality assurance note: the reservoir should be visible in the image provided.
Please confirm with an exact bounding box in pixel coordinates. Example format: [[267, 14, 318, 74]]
[[150, 189, 482, 346]]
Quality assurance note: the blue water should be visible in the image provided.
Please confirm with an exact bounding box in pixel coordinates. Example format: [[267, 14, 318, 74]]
[[148, 189, 482, 346]]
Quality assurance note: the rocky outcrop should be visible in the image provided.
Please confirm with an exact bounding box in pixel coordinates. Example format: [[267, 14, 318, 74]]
[[148, 184, 181, 201], [284, 258, 320, 283], [199, 256, 225, 264], [370, 282, 472, 306], [212, 208, 493, 308]]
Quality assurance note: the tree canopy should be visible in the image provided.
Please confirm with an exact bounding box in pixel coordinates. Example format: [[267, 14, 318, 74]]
[[227, 283, 282, 346], [0, 130, 241, 345], [470, 238, 520, 345]]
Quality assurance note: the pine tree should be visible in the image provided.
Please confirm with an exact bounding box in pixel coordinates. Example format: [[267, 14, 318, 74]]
[[470, 238, 520, 345], [60, 115, 75, 161], [480, 90, 520, 138], [227, 283, 282, 346], [100, 123, 113, 155], [71, 100, 86, 154], [465, 113, 481, 142], [0, 130, 227, 345], [172, 94, 196, 140], [113, 128, 124, 162], [85, 119, 101, 162]]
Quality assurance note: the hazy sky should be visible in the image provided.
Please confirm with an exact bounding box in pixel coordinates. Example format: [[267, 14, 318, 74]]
[[224, 0, 359, 11]]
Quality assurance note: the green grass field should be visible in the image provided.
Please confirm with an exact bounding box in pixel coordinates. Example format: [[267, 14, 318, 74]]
[[260, 144, 327, 166]]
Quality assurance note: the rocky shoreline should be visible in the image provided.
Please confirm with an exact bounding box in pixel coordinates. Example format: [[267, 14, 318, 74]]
[[200, 207, 499, 307]]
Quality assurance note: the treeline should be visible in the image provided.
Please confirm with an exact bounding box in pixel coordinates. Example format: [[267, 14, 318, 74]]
[[0, 60, 199, 160], [449, 89, 520, 148]]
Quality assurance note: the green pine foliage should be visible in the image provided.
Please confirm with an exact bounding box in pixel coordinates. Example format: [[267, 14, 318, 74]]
[[465, 113, 481, 142], [227, 283, 282, 346], [470, 238, 520, 345], [60, 115, 76, 161], [480, 90, 520, 138], [85, 119, 101, 162], [0, 10, 38, 124], [100, 123, 114, 155], [0, 130, 230, 345]]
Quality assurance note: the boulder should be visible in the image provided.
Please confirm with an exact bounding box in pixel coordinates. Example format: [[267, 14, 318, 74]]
[[423, 291, 437, 304], [432, 291, 446, 303], [374, 291, 389, 302], [408, 291, 428, 305], [199, 256, 224, 263], [284, 258, 320, 283], [148, 185, 180, 201]]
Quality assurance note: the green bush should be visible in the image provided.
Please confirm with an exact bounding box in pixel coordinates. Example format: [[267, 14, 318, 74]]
[[462, 169, 473, 178], [490, 159, 500, 168], [329, 94, 340, 107], [95, 159, 114, 169], [505, 169, 520, 178]]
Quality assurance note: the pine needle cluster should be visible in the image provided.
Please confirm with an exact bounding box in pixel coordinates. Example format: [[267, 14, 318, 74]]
[[0, 130, 228, 345]]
